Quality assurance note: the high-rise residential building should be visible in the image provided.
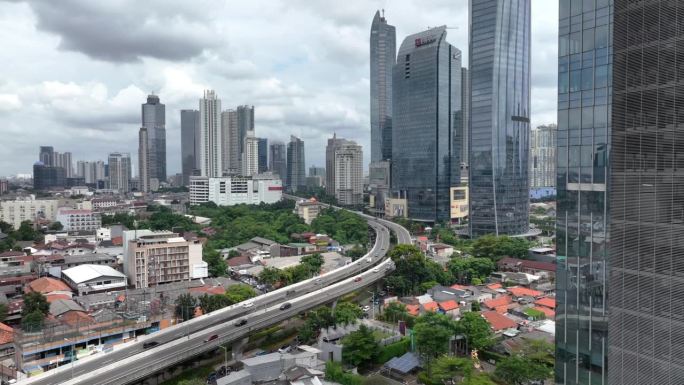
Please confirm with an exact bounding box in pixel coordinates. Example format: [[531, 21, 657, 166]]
[[326, 134, 348, 196], [257, 138, 268, 174], [529, 124, 557, 189], [108, 152, 131, 193], [39, 146, 54, 166], [0, 196, 59, 229], [53, 152, 73, 178], [391, 26, 462, 222], [370, 10, 396, 163], [199, 90, 222, 178], [236, 105, 254, 159], [138, 127, 150, 192], [221, 109, 240, 175], [269, 141, 287, 180], [123, 230, 207, 288], [460, 67, 470, 167], [77, 160, 105, 185], [242, 131, 259, 176], [469, 0, 530, 237], [141, 94, 166, 184], [286, 136, 305, 193], [555, 1, 684, 383], [309, 167, 325, 178], [180, 109, 200, 186], [333, 141, 363, 206]]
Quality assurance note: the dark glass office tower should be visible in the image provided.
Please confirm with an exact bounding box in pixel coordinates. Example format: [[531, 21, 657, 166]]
[[257, 138, 268, 173], [469, 0, 530, 237], [370, 10, 396, 163], [555, 0, 612, 383], [286, 136, 305, 192], [391, 26, 461, 222], [142, 94, 166, 185], [269, 141, 287, 180], [236, 105, 254, 159]]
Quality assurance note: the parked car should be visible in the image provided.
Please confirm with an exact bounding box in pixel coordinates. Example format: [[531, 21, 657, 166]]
[[243, 301, 254, 308], [143, 341, 159, 349], [235, 319, 247, 327], [362, 305, 371, 312], [280, 302, 292, 310], [204, 334, 219, 343], [278, 345, 291, 354]]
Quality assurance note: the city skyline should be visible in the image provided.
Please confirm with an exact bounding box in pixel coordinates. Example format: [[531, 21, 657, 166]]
[[0, 1, 558, 178]]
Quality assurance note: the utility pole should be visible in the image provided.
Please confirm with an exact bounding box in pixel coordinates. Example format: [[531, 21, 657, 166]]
[[219, 343, 228, 371]]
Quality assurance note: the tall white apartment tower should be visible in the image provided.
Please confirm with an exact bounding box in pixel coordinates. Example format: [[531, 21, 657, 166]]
[[242, 131, 259, 176], [199, 90, 222, 177]]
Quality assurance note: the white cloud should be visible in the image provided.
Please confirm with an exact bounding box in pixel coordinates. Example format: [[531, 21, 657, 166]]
[[0, 94, 22, 111]]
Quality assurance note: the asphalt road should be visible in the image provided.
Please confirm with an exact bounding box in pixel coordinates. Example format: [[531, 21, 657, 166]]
[[24, 210, 408, 385]]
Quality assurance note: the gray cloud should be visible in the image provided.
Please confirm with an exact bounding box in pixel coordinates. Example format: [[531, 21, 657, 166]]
[[13, 0, 221, 62]]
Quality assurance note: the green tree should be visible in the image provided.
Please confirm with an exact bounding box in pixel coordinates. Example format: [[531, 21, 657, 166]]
[[520, 338, 555, 367], [462, 374, 497, 385], [414, 313, 457, 374], [345, 246, 366, 261], [333, 302, 363, 326], [225, 284, 256, 304], [493, 354, 552, 385], [48, 221, 63, 231], [298, 319, 317, 343], [259, 267, 283, 286], [388, 245, 451, 295], [454, 312, 494, 352], [21, 310, 45, 332], [471, 235, 531, 260], [342, 325, 380, 368], [15, 221, 40, 242], [0, 221, 12, 234], [176, 379, 205, 385], [431, 355, 473, 384], [383, 302, 410, 323], [22, 292, 49, 317], [203, 248, 227, 277], [175, 293, 197, 321], [0, 303, 7, 322], [301, 253, 323, 271]]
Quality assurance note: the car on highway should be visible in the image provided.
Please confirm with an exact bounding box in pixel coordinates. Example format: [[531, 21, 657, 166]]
[[280, 302, 292, 310], [242, 301, 254, 308], [143, 341, 159, 349], [366, 257, 372, 263], [204, 334, 219, 343], [234, 319, 248, 327], [373, 267, 380, 273], [314, 278, 322, 285], [354, 276, 362, 282]]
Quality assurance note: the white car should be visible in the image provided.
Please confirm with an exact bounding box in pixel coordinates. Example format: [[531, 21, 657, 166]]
[[362, 305, 371, 312], [366, 257, 372, 263], [373, 267, 380, 273], [242, 301, 254, 308]]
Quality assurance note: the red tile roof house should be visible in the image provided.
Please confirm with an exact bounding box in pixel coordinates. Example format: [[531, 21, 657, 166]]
[[483, 295, 514, 314], [482, 311, 518, 332], [534, 297, 556, 310], [406, 304, 420, 317], [507, 286, 543, 299], [438, 300, 460, 318], [422, 301, 439, 313], [532, 306, 555, 318]]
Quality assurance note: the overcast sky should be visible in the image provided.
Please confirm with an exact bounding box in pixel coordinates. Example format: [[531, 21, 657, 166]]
[[0, 0, 558, 177]]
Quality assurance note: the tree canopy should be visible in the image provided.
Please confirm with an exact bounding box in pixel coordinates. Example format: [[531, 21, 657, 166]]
[[454, 312, 494, 352], [414, 313, 457, 374], [470, 235, 531, 260], [175, 293, 197, 321], [225, 284, 257, 304], [333, 302, 363, 326], [447, 257, 496, 285], [386, 245, 452, 295], [22, 292, 49, 317], [342, 325, 380, 368]]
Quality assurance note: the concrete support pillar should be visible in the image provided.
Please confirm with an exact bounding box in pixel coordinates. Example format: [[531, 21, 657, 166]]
[[231, 337, 249, 361]]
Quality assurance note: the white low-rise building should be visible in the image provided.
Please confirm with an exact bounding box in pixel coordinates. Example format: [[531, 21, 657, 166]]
[[189, 174, 283, 206], [61, 264, 127, 295], [123, 229, 207, 288], [56, 208, 102, 232]]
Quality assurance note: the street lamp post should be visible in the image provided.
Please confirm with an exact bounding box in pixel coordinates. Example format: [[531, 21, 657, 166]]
[[218, 343, 229, 372]]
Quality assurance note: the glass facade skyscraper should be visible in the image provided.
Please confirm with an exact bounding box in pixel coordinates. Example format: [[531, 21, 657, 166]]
[[180, 109, 200, 186], [141, 94, 166, 184], [257, 138, 268, 174], [469, 0, 531, 237], [370, 10, 396, 163], [391, 26, 461, 222], [269, 141, 287, 180], [286, 135, 305, 192], [555, 0, 611, 382]]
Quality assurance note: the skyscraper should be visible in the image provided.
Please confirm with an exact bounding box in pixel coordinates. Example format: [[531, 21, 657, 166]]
[[529, 124, 557, 189], [108, 152, 131, 193], [141, 94, 166, 185], [286, 136, 305, 193], [326, 134, 348, 196], [138, 127, 149, 192], [53, 151, 73, 178], [370, 10, 396, 163], [555, 0, 611, 382], [333, 141, 363, 206], [180, 109, 200, 186], [460, 67, 470, 168], [391, 26, 461, 222], [269, 141, 287, 180], [39, 146, 54, 166], [469, 0, 531, 237], [257, 138, 268, 174], [221, 109, 240, 175], [242, 131, 259, 176], [199, 90, 222, 178], [33, 162, 65, 190], [236, 105, 254, 160]]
